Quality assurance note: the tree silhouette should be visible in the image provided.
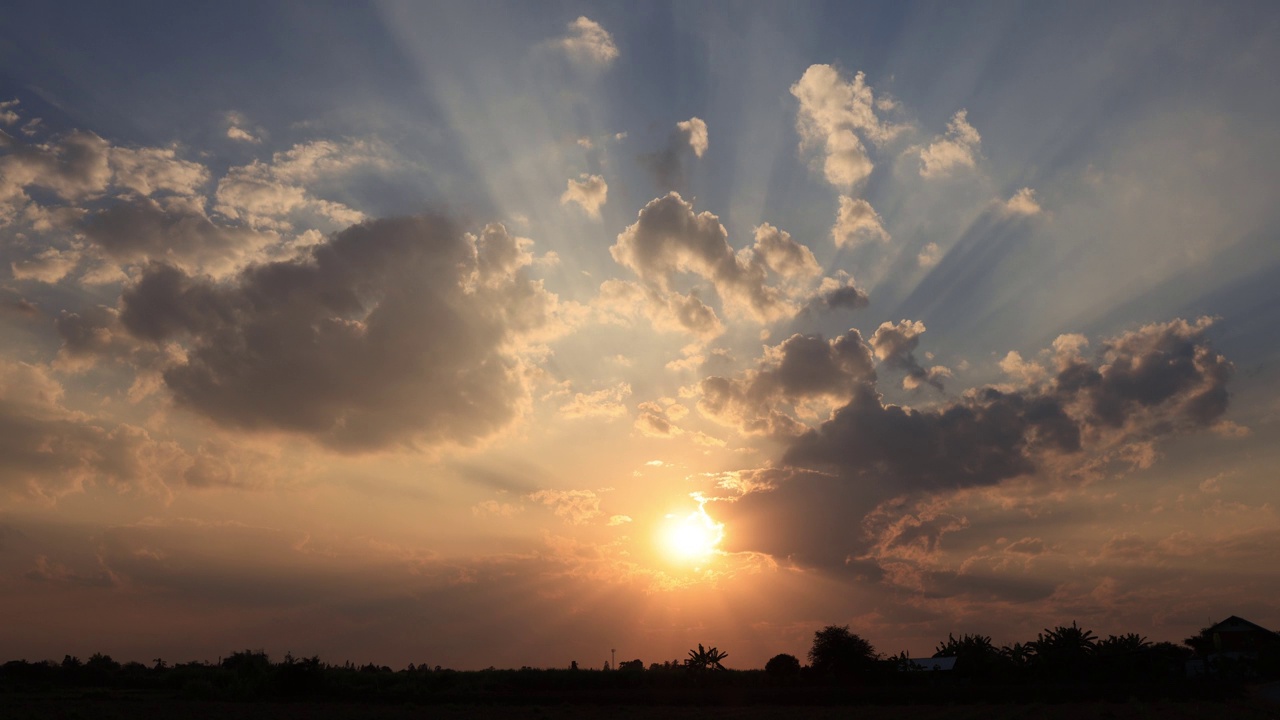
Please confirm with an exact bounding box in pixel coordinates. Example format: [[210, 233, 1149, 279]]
[[934, 633, 999, 678], [808, 625, 878, 676], [685, 644, 728, 671], [764, 653, 801, 679]]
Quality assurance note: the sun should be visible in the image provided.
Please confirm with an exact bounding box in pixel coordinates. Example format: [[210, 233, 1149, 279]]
[[661, 506, 724, 562]]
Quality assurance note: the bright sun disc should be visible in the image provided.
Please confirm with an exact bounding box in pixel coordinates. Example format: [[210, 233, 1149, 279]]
[[662, 510, 724, 561]]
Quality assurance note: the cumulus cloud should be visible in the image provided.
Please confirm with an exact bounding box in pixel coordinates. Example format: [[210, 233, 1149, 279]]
[[109, 146, 209, 197], [698, 329, 876, 437], [748, 223, 821, 282], [677, 117, 708, 158], [642, 117, 710, 190], [0, 360, 177, 499], [10, 247, 80, 283], [115, 215, 566, 452], [791, 65, 905, 189], [555, 16, 619, 68], [635, 400, 687, 438], [1002, 187, 1042, 216], [917, 242, 942, 268], [560, 173, 608, 218], [83, 196, 275, 277], [224, 111, 260, 143], [214, 139, 383, 230], [610, 193, 801, 323], [918, 109, 981, 178], [0, 130, 112, 213], [596, 280, 723, 340], [870, 319, 948, 391], [799, 274, 870, 316], [713, 317, 1234, 572], [831, 195, 889, 247]]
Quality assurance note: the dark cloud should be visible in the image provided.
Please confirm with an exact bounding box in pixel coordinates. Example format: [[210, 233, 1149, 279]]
[[0, 361, 174, 498], [118, 215, 560, 452], [611, 193, 793, 322], [714, 317, 1233, 573], [83, 197, 269, 275], [698, 329, 876, 436], [0, 288, 38, 317], [870, 319, 947, 391]]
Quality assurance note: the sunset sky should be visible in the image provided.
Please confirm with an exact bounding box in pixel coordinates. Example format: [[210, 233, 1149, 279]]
[[2, 1, 1279, 670]]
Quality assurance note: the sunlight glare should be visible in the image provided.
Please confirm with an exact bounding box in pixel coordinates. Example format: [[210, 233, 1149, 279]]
[[661, 503, 725, 562]]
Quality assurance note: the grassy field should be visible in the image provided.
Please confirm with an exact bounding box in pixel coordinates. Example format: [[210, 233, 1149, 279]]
[[3, 697, 1277, 720]]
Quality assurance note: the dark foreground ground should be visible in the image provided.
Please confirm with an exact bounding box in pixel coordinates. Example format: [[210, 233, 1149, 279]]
[[5, 695, 1280, 720]]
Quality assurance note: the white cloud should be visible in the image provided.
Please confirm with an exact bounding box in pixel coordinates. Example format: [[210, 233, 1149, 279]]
[[791, 65, 905, 189], [831, 195, 889, 247], [224, 111, 260, 144], [560, 173, 608, 218], [677, 117, 708, 157], [918, 109, 981, 178], [1002, 187, 1042, 216], [556, 16, 618, 68], [0, 98, 20, 126], [917, 242, 942, 268], [214, 139, 383, 229], [110, 146, 209, 197]]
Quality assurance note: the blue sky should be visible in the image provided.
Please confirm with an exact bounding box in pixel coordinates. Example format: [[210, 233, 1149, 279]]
[[1, 1, 1278, 669]]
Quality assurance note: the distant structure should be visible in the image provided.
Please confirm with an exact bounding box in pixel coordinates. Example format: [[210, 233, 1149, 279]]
[[901, 656, 957, 672], [1185, 615, 1280, 677]]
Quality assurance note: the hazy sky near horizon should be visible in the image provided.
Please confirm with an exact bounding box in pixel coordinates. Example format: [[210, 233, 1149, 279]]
[[2, 1, 1279, 669]]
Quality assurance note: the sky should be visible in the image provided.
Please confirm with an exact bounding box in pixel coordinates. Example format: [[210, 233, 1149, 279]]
[[1, 1, 1279, 670]]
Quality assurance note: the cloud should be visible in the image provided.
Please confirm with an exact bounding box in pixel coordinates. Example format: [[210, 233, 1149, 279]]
[[1001, 187, 1042, 216], [791, 65, 905, 189], [560, 173, 608, 218], [642, 117, 710, 190], [918, 109, 981, 178], [529, 488, 602, 525], [870, 319, 948, 391], [749, 223, 821, 282], [831, 195, 889, 247], [115, 216, 566, 452], [714, 317, 1234, 573], [555, 16, 619, 68], [595, 280, 724, 340], [560, 382, 631, 419], [697, 329, 876, 437], [0, 99, 19, 126], [677, 117, 708, 158], [917, 242, 941, 268], [0, 130, 112, 213], [800, 274, 870, 316], [0, 360, 177, 499], [10, 247, 80, 283], [213, 139, 383, 230], [83, 196, 275, 277], [109, 146, 209, 197], [610, 193, 800, 322], [224, 111, 261, 143], [635, 400, 687, 438]]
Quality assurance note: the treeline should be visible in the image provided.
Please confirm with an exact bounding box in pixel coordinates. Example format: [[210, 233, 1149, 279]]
[[0, 621, 1269, 705]]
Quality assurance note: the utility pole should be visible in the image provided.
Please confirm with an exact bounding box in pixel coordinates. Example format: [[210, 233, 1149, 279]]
[[611, 648, 616, 670]]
